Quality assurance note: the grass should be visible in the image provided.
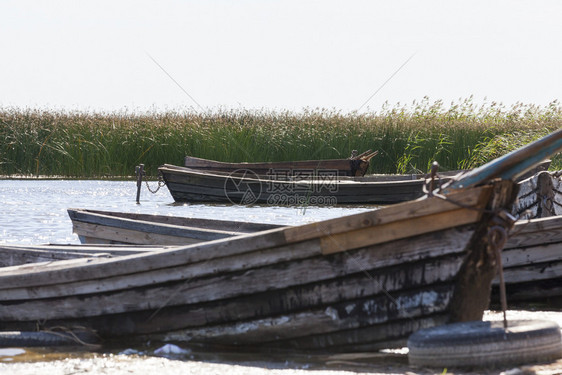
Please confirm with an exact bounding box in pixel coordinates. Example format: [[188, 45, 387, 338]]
[[0, 98, 560, 179]]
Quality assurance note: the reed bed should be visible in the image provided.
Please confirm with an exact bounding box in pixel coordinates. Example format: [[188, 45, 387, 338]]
[[1, 98, 560, 178]]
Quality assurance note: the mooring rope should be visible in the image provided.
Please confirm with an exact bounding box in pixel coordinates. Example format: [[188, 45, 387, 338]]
[[489, 225, 509, 328], [145, 175, 166, 194]]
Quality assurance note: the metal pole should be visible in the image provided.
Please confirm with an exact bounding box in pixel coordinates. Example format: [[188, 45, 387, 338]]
[[136, 164, 144, 204]]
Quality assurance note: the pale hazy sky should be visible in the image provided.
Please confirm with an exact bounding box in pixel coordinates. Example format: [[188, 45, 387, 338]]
[[1, 0, 561, 113]]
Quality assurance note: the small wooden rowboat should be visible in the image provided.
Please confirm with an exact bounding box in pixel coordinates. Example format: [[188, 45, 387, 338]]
[[184, 150, 379, 177], [160, 161, 550, 206], [0, 130, 560, 351], [67, 208, 283, 245], [159, 165, 457, 205]]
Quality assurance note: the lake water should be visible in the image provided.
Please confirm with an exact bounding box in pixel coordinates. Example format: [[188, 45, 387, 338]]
[[0, 179, 373, 246], [1, 179, 561, 374]]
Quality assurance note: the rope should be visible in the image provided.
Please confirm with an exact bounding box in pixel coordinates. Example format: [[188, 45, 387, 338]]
[[422, 161, 442, 197], [40, 325, 100, 347], [489, 225, 509, 328]]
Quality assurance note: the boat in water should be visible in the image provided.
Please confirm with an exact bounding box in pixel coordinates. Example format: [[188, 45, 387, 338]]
[[159, 161, 549, 206], [183, 150, 379, 177], [67, 208, 283, 245]]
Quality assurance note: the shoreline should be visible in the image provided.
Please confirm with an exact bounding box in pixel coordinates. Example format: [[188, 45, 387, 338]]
[[1, 310, 561, 375]]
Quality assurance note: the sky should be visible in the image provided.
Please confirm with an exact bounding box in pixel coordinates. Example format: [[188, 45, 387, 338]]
[[1, 0, 561, 113]]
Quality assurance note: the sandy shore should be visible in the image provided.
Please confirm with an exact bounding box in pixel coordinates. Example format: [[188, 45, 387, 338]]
[[1, 352, 562, 375], [1, 310, 561, 375]]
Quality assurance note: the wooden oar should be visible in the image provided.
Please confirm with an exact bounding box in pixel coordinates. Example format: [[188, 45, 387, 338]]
[[361, 150, 379, 162], [448, 129, 562, 190], [353, 149, 372, 159]]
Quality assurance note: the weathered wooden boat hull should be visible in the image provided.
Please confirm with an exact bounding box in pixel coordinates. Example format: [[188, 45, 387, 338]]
[[160, 161, 551, 206], [512, 170, 562, 219], [159, 164, 442, 205], [0, 183, 516, 351], [492, 215, 562, 306], [67, 208, 284, 245], [183, 151, 377, 177], [491, 170, 562, 306]]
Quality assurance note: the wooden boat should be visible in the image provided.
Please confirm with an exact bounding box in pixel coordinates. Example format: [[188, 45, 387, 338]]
[[158, 165, 456, 205], [67, 208, 283, 245], [160, 161, 551, 206], [0, 130, 560, 351], [64, 210, 562, 309], [492, 214, 562, 306], [0, 185, 512, 350], [512, 170, 562, 219], [489, 173, 562, 306], [183, 150, 379, 177]]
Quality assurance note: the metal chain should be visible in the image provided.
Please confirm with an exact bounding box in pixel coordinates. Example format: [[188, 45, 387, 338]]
[[145, 175, 166, 194]]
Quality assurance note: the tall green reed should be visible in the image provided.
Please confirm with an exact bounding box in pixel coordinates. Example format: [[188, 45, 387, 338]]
[[0, 98, 560, 178]]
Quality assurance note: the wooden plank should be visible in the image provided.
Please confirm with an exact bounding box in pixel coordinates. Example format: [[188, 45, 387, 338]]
[[507, 216, 562, 248], [182, 155, 367, 176], [495, 282, 562, 302], [0, 247, 112, 267], [166, 180, 426, 204], [160, 285, 454, 345], [320, 207, 480, 254], [495, 261, 562, 284], [0, 238, 321, 297], [69, 209, 283, 233], [0, 250, 464, 322], [136, 256, 462, 333], [0, 244, 163, 255], [0, 227, 290, 289], [502, 242, 562, 267], [72, 221, 212, 245], [0, 226, 473, 305], [72, 213, 247, 241], [284, 185, 490, 243]]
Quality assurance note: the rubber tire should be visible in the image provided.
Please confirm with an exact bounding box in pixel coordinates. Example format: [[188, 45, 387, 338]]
[[407, 320, 562, 368], [0, 331, 99, 347]]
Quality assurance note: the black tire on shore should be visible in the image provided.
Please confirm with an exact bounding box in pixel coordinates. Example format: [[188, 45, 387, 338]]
[[407, 320, 562, 368], [0, 330, 100, 347]]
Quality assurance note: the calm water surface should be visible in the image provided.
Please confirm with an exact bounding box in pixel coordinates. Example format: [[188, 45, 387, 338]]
[[0, 179, 373, 245]]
